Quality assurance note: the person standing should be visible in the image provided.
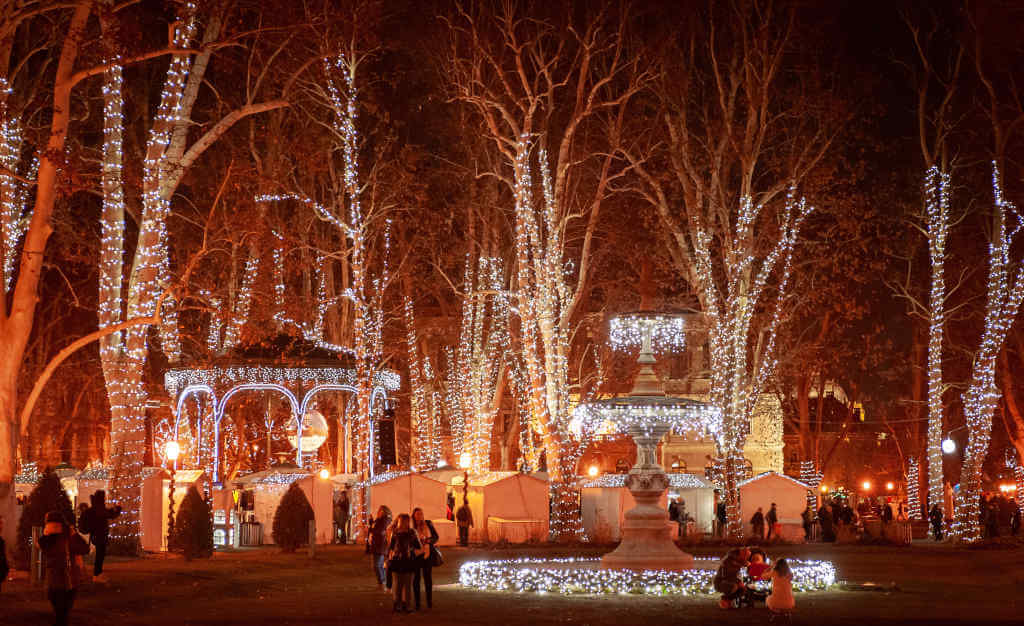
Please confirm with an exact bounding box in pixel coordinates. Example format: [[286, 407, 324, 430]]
[[368, 506, 392, 590], [817, 502, 834, 542], [411, 507, 439, 610], [881, 501, 894, 525], [81, 490, 121, 583], [446, 493, 455, 521], [929, 504, 943, 541], [766, 503, 779, 541], [801, 504, 813, 541], [0, 515, 8, 593], [334, 492, 350, 544], [39, 512, 89, 626], [456, 499, 473, 546], [1010, 499, 1021, 536], [750, 507, 765, 541], [387, 513, 422, 613]]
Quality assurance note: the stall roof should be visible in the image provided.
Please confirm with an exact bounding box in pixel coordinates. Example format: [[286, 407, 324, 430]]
[[737, 471, 811, 489], [233, 466, 312, 487]]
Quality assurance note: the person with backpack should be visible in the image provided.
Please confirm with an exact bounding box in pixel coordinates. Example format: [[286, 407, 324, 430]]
[[38, 511, 89, 626], [80, 490, 121, 583], [387, 513, 422, 613]]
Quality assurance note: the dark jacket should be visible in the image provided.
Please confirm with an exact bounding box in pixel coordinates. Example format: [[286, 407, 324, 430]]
[[456, 504, 473, 528], [751, 511, 764, 527], [414, 519, 439, 562], [387, 529, 422, 573], [369, 516, 390, 555], [0, 535, 8, 581], [83, 491, 122, 544], [767, 507, 778, 525], [38, 521, 90, 590], [712, 549, 747, 590]]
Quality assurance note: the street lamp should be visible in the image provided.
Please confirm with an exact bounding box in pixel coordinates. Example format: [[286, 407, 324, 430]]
[[941, 438, 956, 454], [318, 468, 330, 480], [588, 465, 599, 478], [164, 440, 180, 551], [861, 480, 871, 491], [458, 452, 471, 502], [885, 481, 894, 492]]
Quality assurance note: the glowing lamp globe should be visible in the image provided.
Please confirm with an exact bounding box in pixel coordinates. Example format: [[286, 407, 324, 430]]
[[941, 438, 956, 454], [861, 480, 871, 491], [820, 485, 829, 493], [458, 452, 472, 469], [318, 468, 330, 480], [288, 410, 329, 453], [587, 465, 599, 478], [164, 440, 180, 462], [885, 481, 894, 491]]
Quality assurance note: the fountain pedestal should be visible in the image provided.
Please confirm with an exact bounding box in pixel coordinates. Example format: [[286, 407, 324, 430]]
[[601, 422, 694, 571]]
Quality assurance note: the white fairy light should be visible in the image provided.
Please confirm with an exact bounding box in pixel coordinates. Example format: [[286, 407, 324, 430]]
[[609, 314, 687, 352], [906, 458, 921, 520], [0, 77, 33, 295], [406, 299, 442, 469]]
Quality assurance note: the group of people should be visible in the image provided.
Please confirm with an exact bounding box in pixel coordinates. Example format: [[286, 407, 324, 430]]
[[712, 546, 795, 614], [366, 505, 441, 613], [749, 503, 780, 541], [979, 494, 1021, 539]]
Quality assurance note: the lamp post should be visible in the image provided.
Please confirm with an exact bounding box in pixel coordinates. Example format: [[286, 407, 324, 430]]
[[165, 441, 180, 551], [458, 452, 471, 502]]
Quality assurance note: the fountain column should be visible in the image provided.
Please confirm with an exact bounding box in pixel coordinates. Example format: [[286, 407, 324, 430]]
[[600, 337, 694, 571]]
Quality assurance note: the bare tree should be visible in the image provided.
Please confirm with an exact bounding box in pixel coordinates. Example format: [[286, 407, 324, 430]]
[[625, 0, 834, 538], [444, 0, 646, 539]]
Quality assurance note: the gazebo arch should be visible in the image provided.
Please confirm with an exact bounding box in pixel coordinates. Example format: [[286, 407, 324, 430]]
[[163, 335, 400, 482]]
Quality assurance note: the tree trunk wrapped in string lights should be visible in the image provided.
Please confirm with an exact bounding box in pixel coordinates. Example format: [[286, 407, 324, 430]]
[[952, 163, 1024, 542], [405, 299, 441, 469], [922, 166, 951, 520]]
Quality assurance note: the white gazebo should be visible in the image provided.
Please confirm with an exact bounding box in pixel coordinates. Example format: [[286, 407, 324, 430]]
[[162, 335, 400, 482]]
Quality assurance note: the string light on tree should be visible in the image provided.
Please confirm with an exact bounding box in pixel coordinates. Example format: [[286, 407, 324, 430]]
[[906, 458, 921, 520]]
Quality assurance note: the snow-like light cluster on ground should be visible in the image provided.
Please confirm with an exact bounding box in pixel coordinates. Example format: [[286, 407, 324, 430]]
[[458, 556, 836, 595]]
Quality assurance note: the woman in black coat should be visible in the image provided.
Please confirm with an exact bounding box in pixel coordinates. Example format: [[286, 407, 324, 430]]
[[411, 507, 440, 610], [368, 506, 392, 589], [39, 512, 90, 626]]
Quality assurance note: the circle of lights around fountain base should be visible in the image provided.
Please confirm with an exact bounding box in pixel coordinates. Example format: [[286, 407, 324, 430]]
[[458, 556, 836, 596]]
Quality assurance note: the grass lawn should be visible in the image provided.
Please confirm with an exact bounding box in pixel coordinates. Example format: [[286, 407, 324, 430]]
[[3, 541, 1022, 625]]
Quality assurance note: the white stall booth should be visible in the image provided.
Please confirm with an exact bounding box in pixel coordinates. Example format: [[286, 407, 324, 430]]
[[580, 473, 714, 543], [738, 471, 812, 542], [140, 468, 207, 552], [232, 467, 334, 546], [362, 471, 455, 545], [451, 472, 549, 543]]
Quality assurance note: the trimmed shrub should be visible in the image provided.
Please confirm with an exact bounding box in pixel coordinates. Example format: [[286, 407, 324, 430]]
[[172, 485, 213, 560], [15, 468, 74, 568], [272, 482, 314, 552]]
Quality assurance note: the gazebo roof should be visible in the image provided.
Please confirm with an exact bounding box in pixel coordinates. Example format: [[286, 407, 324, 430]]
[[164, 333, 400, 396]]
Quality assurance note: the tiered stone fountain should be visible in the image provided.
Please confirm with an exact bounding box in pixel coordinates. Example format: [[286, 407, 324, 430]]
[[577, 313, 719, 571]]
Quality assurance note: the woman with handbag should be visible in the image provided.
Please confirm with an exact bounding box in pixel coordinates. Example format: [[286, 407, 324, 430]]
[[387, 513, 421, 613], [411, 507, 440, 610], [38, 511, 89, 626]]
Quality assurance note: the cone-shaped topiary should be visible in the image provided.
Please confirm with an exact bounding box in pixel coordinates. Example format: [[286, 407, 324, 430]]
[[172, 485, 213, 560], [15, 468, 74, 568], [272, 482, 314, 552]]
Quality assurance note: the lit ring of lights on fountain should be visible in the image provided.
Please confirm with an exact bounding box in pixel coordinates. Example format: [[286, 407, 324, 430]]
[[458, 556, 836, 595]]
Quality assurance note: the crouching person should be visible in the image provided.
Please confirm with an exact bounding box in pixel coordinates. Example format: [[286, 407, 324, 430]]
[[39, 511, 90, 626], [712, 546, 751, 609]]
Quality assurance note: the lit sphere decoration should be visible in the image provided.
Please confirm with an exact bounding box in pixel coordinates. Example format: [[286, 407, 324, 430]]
[[458, 556, 836, 596], [941, 438, 956, 454], [288, 409, 329, 452]]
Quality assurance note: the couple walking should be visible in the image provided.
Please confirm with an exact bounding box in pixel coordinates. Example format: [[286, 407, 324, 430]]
[[368, 506, 441, 613]]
